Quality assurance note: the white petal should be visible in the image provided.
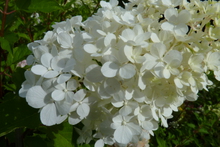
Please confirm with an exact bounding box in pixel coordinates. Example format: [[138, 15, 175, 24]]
[[104, 33, 116, 46], [123, 45, 134, 62], [161, 22, 174, 32], [43, 71, 59, 78], [178, 10, 191, 24], [119, 64, 136, 79], [141, 54, 157, 71], [51, 56, 65, 71], [151, 43, 167, 58], [174, 24, 188, 36], [68, 112, 82, 125], [142, 120, 158, 131], [163, 68, 170, 79], [114, 126, 132, 144], [84, 44, 98, 54], [63, 58, 75, 72], [73, 89, 86, 101], [86, 64, 104, 83], [26, 86, 47, 108], [119, 106, 132, 116], [83, 79, 96, 91], [101, 61, 119, 78], [55, 101, 71, 115], [104, 78, 120, 95], [77, 103, 90, 118], [163, 50, 182, 64], [154, 62, 165, 78], [111, 99, 124, 108], [57, 32, 73, 48], [31, 65, 47, 76], [70, 103, 79, 112], [95, 139, 104, 147], [24, 70, 36, 85], [40, 103, 58, 126], [41, 53, 53, 67], [174, 78, 183, 88], [67, 79, 78, 90], [162, 106, 172, 117], [19, 82, 31, 98], [56, 115, 68, 124], [126, 122, 141, 135], [57, 74, 71, 84], [121, 29, 135, 41], [164, 8, 178, 21], [51, 90, 65, 101], [151, 33, 160, 42]]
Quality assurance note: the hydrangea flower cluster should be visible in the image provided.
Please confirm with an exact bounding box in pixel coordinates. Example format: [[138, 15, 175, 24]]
[[19, 0, 220, 146]]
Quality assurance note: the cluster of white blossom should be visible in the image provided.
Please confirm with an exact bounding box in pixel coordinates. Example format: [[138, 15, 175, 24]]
[[19, 0, 220, 146]]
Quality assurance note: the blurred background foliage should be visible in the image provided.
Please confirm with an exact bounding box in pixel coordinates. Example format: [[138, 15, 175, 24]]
[[0, 0, 219, 146]]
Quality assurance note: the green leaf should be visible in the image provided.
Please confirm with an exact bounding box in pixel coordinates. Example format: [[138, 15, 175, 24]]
[[17, 32, 31, 41], [0, 37, 11, 53], [4, 32, 19, 46], [12, 68, 26, 94], [199, 128, 209, 134], [28, 0, 62, 13], [46, 122, 74, 147], [156, 137, 167, 147], [15, 0, 31, 11], [7, 45, 31, 66], [187, 123, 196, 129], [0, 94, 41, 137], [3, 84, 16, 92], [14, 45, 31, 63]]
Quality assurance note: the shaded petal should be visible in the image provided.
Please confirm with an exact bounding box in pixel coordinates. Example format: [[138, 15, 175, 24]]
[[26, 86, 47, 108], [114, 126, 132, 144], [178, 10, 191, 24], [73, 89, 86, 101], [104, 78, 120, 95], [104, 33, 116, 46], [25, 70, 36, 85], [164, 8, 178, 21], [55, 101, 71, 115], [95, 139, 104, 147], [57, 32, 73, 48], [142, 120, 158, 131], [41, 53, 53, 67], [150, 43, 166, 58], [84, 44, 98, 54], [86, 64, 104, 83], [31, 65, 47, 76], [63, 58, 76, 72], [67, 79, 78, 91], [51, 90, 65, 101], [101, 61, 119, 78], [57, 74, 71, 84], [43, 71, 59, 78], [77, 103, 90, 118], [161, 22, 174, 32], [119, 64, 136, 79], [68, 112, 82, 125], [120, 29, 135, 41], [40, 103, 58, 126], [174, 24, 188, 36]]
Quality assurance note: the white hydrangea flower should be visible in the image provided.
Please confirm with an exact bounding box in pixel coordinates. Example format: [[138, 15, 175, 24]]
[[20, 0, 220, 146], [161, 8, 191, 36]]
